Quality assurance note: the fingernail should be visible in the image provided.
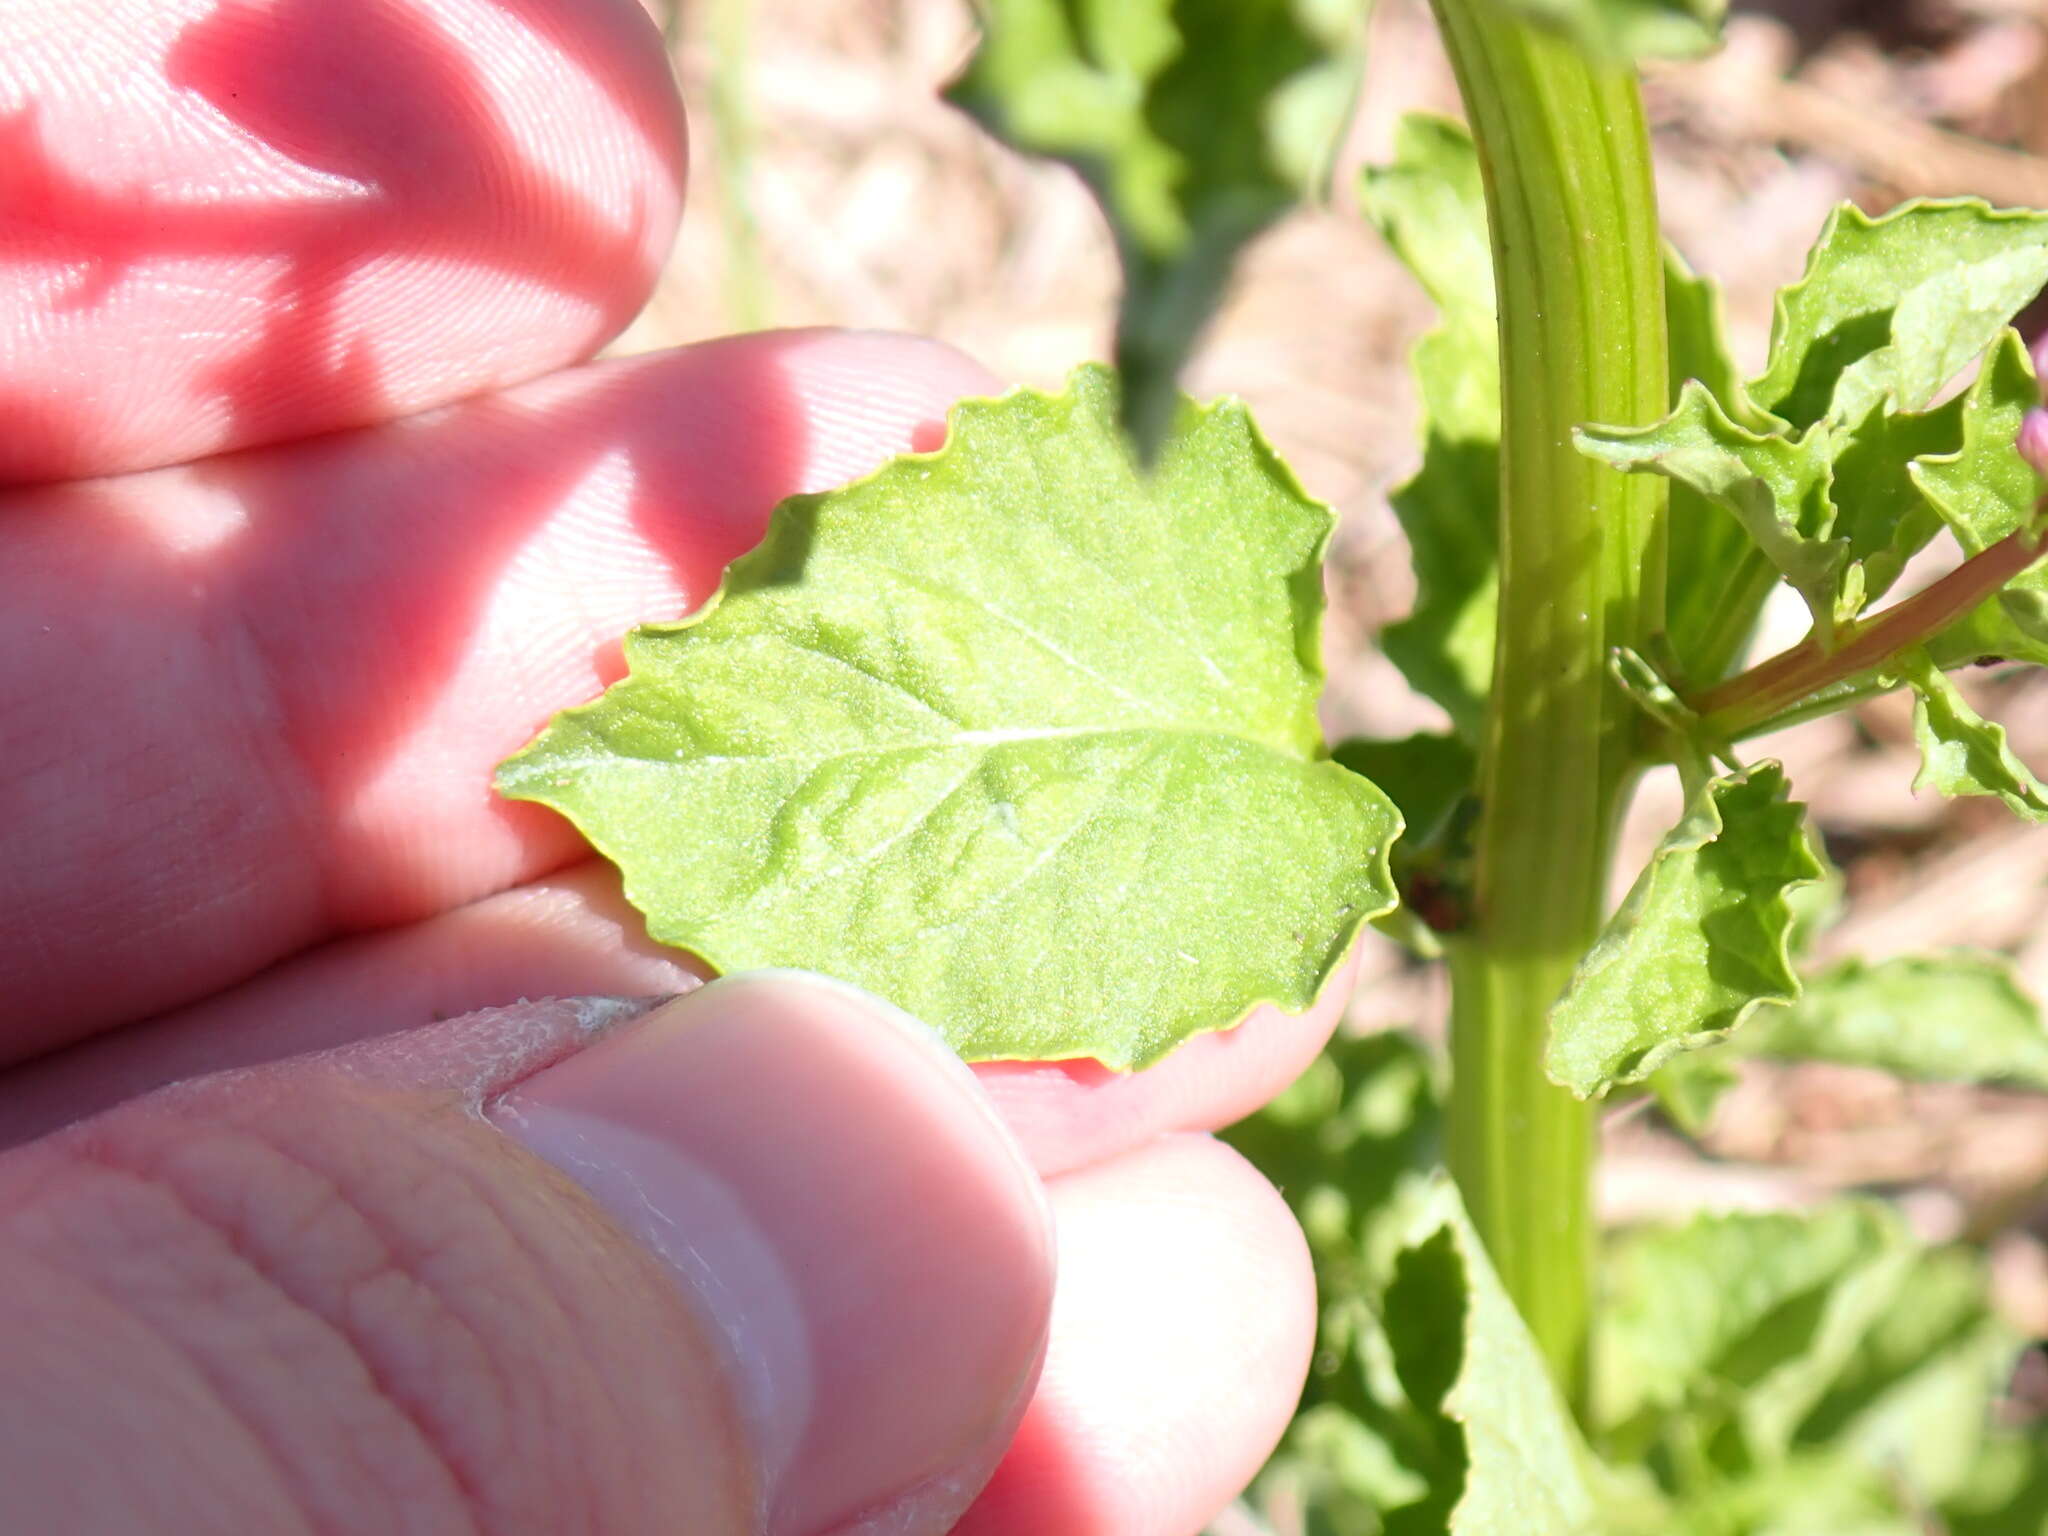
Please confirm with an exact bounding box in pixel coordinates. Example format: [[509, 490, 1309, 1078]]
[[485, 972, 1052, 1536]]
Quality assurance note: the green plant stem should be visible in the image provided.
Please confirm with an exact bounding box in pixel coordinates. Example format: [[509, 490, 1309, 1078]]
[[1429, 0, 1671, 1402]]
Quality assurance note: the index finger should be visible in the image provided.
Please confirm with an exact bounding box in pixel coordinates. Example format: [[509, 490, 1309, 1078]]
[[0, 0, 684, 484]]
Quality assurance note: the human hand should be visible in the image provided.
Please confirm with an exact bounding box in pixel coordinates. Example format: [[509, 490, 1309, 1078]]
[[0, 2, 1344, 1530]]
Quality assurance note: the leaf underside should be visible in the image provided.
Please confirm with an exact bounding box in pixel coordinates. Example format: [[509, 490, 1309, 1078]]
[[498, 366, 1399, 1071]]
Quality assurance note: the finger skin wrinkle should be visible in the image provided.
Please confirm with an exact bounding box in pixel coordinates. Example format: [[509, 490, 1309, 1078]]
[[3, 1076, 755, 1532], [1, 1117, 483, 1536], [0, 1236, 320, 1534]]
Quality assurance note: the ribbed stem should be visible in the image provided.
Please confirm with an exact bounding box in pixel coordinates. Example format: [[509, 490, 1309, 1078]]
[[1429, 0, 1670, 1402]]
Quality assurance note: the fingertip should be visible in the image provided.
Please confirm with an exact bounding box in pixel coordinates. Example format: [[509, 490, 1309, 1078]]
[[959, 1135, 1316, 1536]]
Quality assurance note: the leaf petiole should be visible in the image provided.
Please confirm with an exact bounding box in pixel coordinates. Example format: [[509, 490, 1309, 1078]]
[[1693, 507, 2048, 741]]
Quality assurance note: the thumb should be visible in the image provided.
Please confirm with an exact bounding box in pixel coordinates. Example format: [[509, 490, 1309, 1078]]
[[0, 974, 1053, 1536]]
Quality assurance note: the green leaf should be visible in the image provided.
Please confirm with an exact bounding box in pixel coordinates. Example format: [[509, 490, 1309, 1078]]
[[947, 0, 1360, 457], [1663, 245, 1780, 687], [1419, 1180, 1602, 1533], [498, 366, 1400, 1070], [1598, 1206, 2023, 1529], [1900, 649, 2048, 821], [1913, 330, 2041, 550], [1578, 382, 1846, 632], [1235, 1086, 1598, 1533], [1485, 0, 1725, 61], [1360, 115, 1501, 738], [1824, 387, 1967, 604], [1596, 1203, 1899, 1437], [1592, 203, 2048, 663], [1382, 1178, 1601, 1533], [1546, 762, 1823, 1097], [1744, 952, 2048, 1089], [1748, 200, 2048, 435], [1913, 329, 2048, 651]]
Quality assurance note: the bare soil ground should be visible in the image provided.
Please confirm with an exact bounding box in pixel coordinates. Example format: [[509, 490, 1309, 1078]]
[[631, 0, 2048, 1328]]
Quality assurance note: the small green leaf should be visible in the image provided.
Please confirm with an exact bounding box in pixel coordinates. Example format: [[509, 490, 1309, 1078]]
[[1748, 200, 2048, 434], [1578, 382, 1846, 632], [498, 367, 1400, 1070], [1485, 0, 1725, 61], [1826, 387, 1967, 604], [947, 0, 1359, 457], [1361, 115, 1501, 738], [1913, 329, 2048, 650], [1913, 331, 2041, 549], [1546, 762, 1823, 1097], [1900, 649, 2048, 821], [1745, 952, 2048, 1089]]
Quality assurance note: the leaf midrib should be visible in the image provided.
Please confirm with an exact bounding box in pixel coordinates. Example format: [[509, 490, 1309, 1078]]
[[504, 719, 1325, 786]]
